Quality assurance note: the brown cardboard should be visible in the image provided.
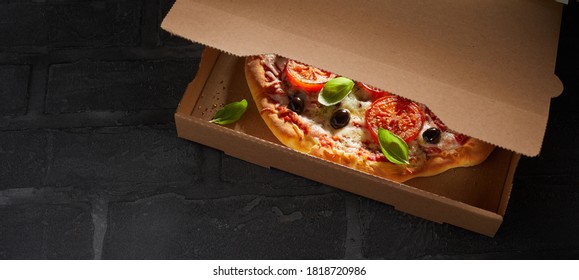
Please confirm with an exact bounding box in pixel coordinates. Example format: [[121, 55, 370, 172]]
[[164, 1, 562, 236], [175, 49, 517, 236], [163, 0, 563, 156]]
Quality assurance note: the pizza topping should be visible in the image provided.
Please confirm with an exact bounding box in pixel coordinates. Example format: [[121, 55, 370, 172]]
[[330, 109, 351, 129], [425, 107, 448, 131], [262, 54, 282, 76], [422, 127, 441, 144], [247, 55, 495, 181], [210, 99, 248, 125], [259, 54, 287, 96], [264, 55, 468, 161], [277, 106, 309, 134], [365, 96, 425, 144], [288, 95, 305, 114], [378, 128, 409, 165], [358, 82, 390, 101], [318, 77, 355, 106], [417, 121, 463, 156], [454, 134, 470, 145], [425, 147, 442, 155], [284, 60, 336, 93]]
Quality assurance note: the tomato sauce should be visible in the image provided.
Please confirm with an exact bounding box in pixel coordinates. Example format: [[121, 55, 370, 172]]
[[277, 106, 309, 135]]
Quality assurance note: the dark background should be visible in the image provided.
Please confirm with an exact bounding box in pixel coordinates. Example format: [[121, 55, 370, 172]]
[[0, 0, 578, 259]]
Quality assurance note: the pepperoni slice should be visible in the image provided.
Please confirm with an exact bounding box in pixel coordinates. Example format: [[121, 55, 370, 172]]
[[424, 107, 448, 131], [365, 96, 425, 144], [454, 134, 470, 145], [284, 60, 336, 93], [357, 82, 390, 100], [425, 107, 470, 145]]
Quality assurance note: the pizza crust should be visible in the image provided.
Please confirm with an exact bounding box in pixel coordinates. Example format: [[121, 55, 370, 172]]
[[245, 56, 495, 182], [245, 57, 317, 153]]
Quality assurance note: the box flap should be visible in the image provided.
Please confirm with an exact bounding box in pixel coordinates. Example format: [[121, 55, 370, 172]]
[[162, 0, 563, 156]]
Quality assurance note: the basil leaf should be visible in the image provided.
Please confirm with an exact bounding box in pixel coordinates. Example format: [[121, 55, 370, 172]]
[[378, 128, 410, 165], [210, 99, 248, 125], [318, 77, 354, 106]]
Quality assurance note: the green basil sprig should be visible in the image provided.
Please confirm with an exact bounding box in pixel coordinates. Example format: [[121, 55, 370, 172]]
[[210, 99, 248, 125], [378, 128, 409, 165], [318, 77, 354, 106]]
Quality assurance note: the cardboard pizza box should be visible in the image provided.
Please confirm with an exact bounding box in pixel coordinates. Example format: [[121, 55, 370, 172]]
[[161, 0, 563, 236]]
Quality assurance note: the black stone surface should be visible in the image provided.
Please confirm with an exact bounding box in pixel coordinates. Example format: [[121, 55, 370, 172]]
[[0, 203, 93, 259], [0, 1, 141, 48], [0, 0, 578, 260], [103, 194, 346, 259], [0, 65, 29, 116], [46, 59, 198, 113]]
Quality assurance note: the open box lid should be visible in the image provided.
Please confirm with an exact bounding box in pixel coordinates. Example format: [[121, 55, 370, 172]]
[[162, 0, 563, 156]]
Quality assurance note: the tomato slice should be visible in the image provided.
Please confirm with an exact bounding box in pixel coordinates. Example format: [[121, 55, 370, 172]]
[[284, 59, 336, 93], [365, 96, 425, 143], [357, 82, 390, 100]]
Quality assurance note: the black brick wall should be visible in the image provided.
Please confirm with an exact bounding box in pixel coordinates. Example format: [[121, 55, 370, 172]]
[[0, 0, 203, 129], [0, 0, 204, 259], [0, 203, 93, 259], [46, 59, 198, 113], [0, 1, 141, 48], [1, 1, 579, 260], [0, 65, 29, 116]]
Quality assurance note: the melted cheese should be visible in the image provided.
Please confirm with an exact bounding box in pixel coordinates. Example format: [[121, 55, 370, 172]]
[[260, 54, 287, 98], [418, 121, 461, 152], [295, 90, 379, 156]]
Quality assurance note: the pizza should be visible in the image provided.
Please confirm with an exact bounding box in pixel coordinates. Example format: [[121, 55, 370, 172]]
[[244, 54, 495, 182]]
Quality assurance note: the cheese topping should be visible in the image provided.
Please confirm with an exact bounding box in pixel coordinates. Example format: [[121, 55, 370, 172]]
[[261, 54, 287, 98]]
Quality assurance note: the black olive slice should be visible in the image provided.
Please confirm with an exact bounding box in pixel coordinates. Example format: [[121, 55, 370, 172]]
[[288, 95, 305, 114], [422, 127, 441, 144], [330, 109, 350, 129]]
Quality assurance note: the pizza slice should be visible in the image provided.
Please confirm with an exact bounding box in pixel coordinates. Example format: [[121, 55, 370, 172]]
[[244, 54, 494, 182]]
